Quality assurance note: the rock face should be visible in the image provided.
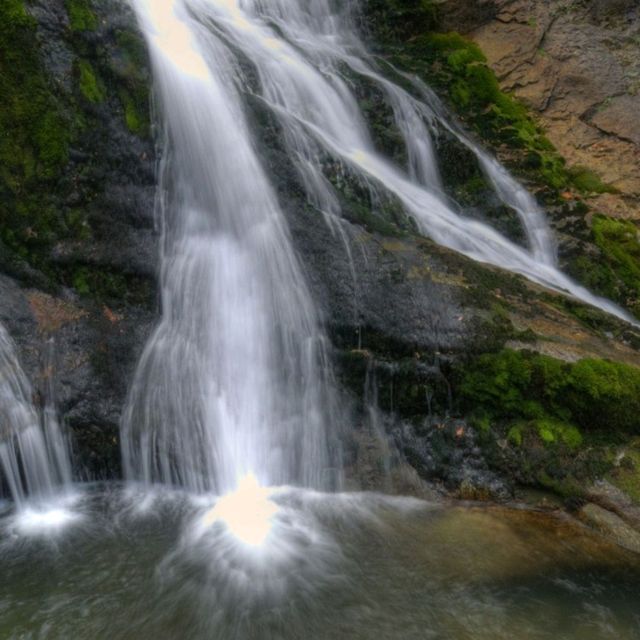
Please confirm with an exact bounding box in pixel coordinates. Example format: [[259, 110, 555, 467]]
[[0, 0, 157, 478], [458, 0, 640, 220], [1, 0, 640, 517]]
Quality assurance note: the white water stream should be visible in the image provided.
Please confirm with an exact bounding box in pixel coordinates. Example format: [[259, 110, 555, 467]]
[[0, 326, 72, 509], [121, 0, 342, 495]]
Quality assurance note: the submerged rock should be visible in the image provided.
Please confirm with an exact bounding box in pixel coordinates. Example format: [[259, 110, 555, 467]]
[[578, 502, 640, 554]]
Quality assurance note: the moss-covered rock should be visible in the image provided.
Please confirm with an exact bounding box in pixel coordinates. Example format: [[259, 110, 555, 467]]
[[457, 348, 640, 435], [0, 0, 70, 270], [0, 0, 157, 480], [78, 59, 105, 102], [445, 348, 640, 500], [0, 0, 154, 295], [65, 0, 97, 32]]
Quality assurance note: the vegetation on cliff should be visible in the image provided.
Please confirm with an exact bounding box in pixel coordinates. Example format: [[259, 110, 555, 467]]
[[0, 0, 153, 306], [458, 349, 640, 436], [0, 0, 70, 267], [571, 215, 640, 316], [357, 0, 640, 318]]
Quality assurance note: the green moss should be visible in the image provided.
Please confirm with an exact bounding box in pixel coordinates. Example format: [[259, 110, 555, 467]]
[[3, 0, 31, 26], [507, 424, 523, 446], [119, 87, 149, 136], [568, 165, 618, 194], [423, 32, 484, 58], [123, 96, 142, 133], [78, 60, 104, 103], [0, 1, 69, 177], [458, 349, 640, 435], [473, 414, 492, 434], [506, 419, 582, 449], [72, 267, 91, 295], [447, 46, 484, 73], [67, 264, 154, 306], [34, 111, 70, 176], [65, 0, 97, 32], [536, 419, 583, 449], [0, 0, 71, 268], [567, 358, 640, 432], [568, 215, 640, 315], [112, 29, 151, 137], [593, 215, 640, 290]]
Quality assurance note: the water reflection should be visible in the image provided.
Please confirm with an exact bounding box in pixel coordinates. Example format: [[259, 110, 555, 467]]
[[1, 487, 639, 639]]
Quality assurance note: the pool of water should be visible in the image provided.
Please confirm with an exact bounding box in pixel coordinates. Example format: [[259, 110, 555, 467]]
[[1, 485, 639, 639]]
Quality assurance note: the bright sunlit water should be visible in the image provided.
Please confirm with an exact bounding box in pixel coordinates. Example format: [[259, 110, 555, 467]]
[[1, 487, 639, 639], [200, 473, 278, 546]]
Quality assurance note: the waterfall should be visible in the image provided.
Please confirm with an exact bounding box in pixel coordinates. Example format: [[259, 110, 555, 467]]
[[121, 0, 342, 494], [164, 0, 630, 323], [122, 0, 635, 495], [0, 325, 72, 507]]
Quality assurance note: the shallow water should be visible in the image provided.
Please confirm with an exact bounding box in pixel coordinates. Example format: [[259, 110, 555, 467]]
[[1, 486, 639, 639]]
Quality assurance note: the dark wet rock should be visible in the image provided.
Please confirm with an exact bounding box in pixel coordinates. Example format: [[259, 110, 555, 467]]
[[0, 0, 157, 478], [2, 0, 640, 518], [390, 418, 512, 501]]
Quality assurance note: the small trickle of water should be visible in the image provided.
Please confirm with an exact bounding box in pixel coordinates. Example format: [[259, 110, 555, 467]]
[[0, 326, 72, 508]]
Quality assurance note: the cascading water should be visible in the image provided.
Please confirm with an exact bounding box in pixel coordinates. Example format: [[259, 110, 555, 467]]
[[5, 4, 640, 637], [121, 0, 342, 495], [122, 0, 636, 498], [168, 0, 631, 322], [0, 325, 72, 508]]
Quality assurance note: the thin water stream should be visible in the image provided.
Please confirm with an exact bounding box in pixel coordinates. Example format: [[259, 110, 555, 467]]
[[0, 325, 72, 508], [178, 0, 632, 322]]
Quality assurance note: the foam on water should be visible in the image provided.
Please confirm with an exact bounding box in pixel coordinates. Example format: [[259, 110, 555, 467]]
[[13, 506, 80, 536]]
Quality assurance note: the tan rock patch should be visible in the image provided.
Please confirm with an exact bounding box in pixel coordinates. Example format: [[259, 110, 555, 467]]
[[27, 292, 87, 334], [467, 0, 640, 217]]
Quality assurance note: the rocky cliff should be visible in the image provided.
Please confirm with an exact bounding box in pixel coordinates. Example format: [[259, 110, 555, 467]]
[[353, 0, 640, 517], [1, 0, 156, 477], [1, 0, 640, 527]]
